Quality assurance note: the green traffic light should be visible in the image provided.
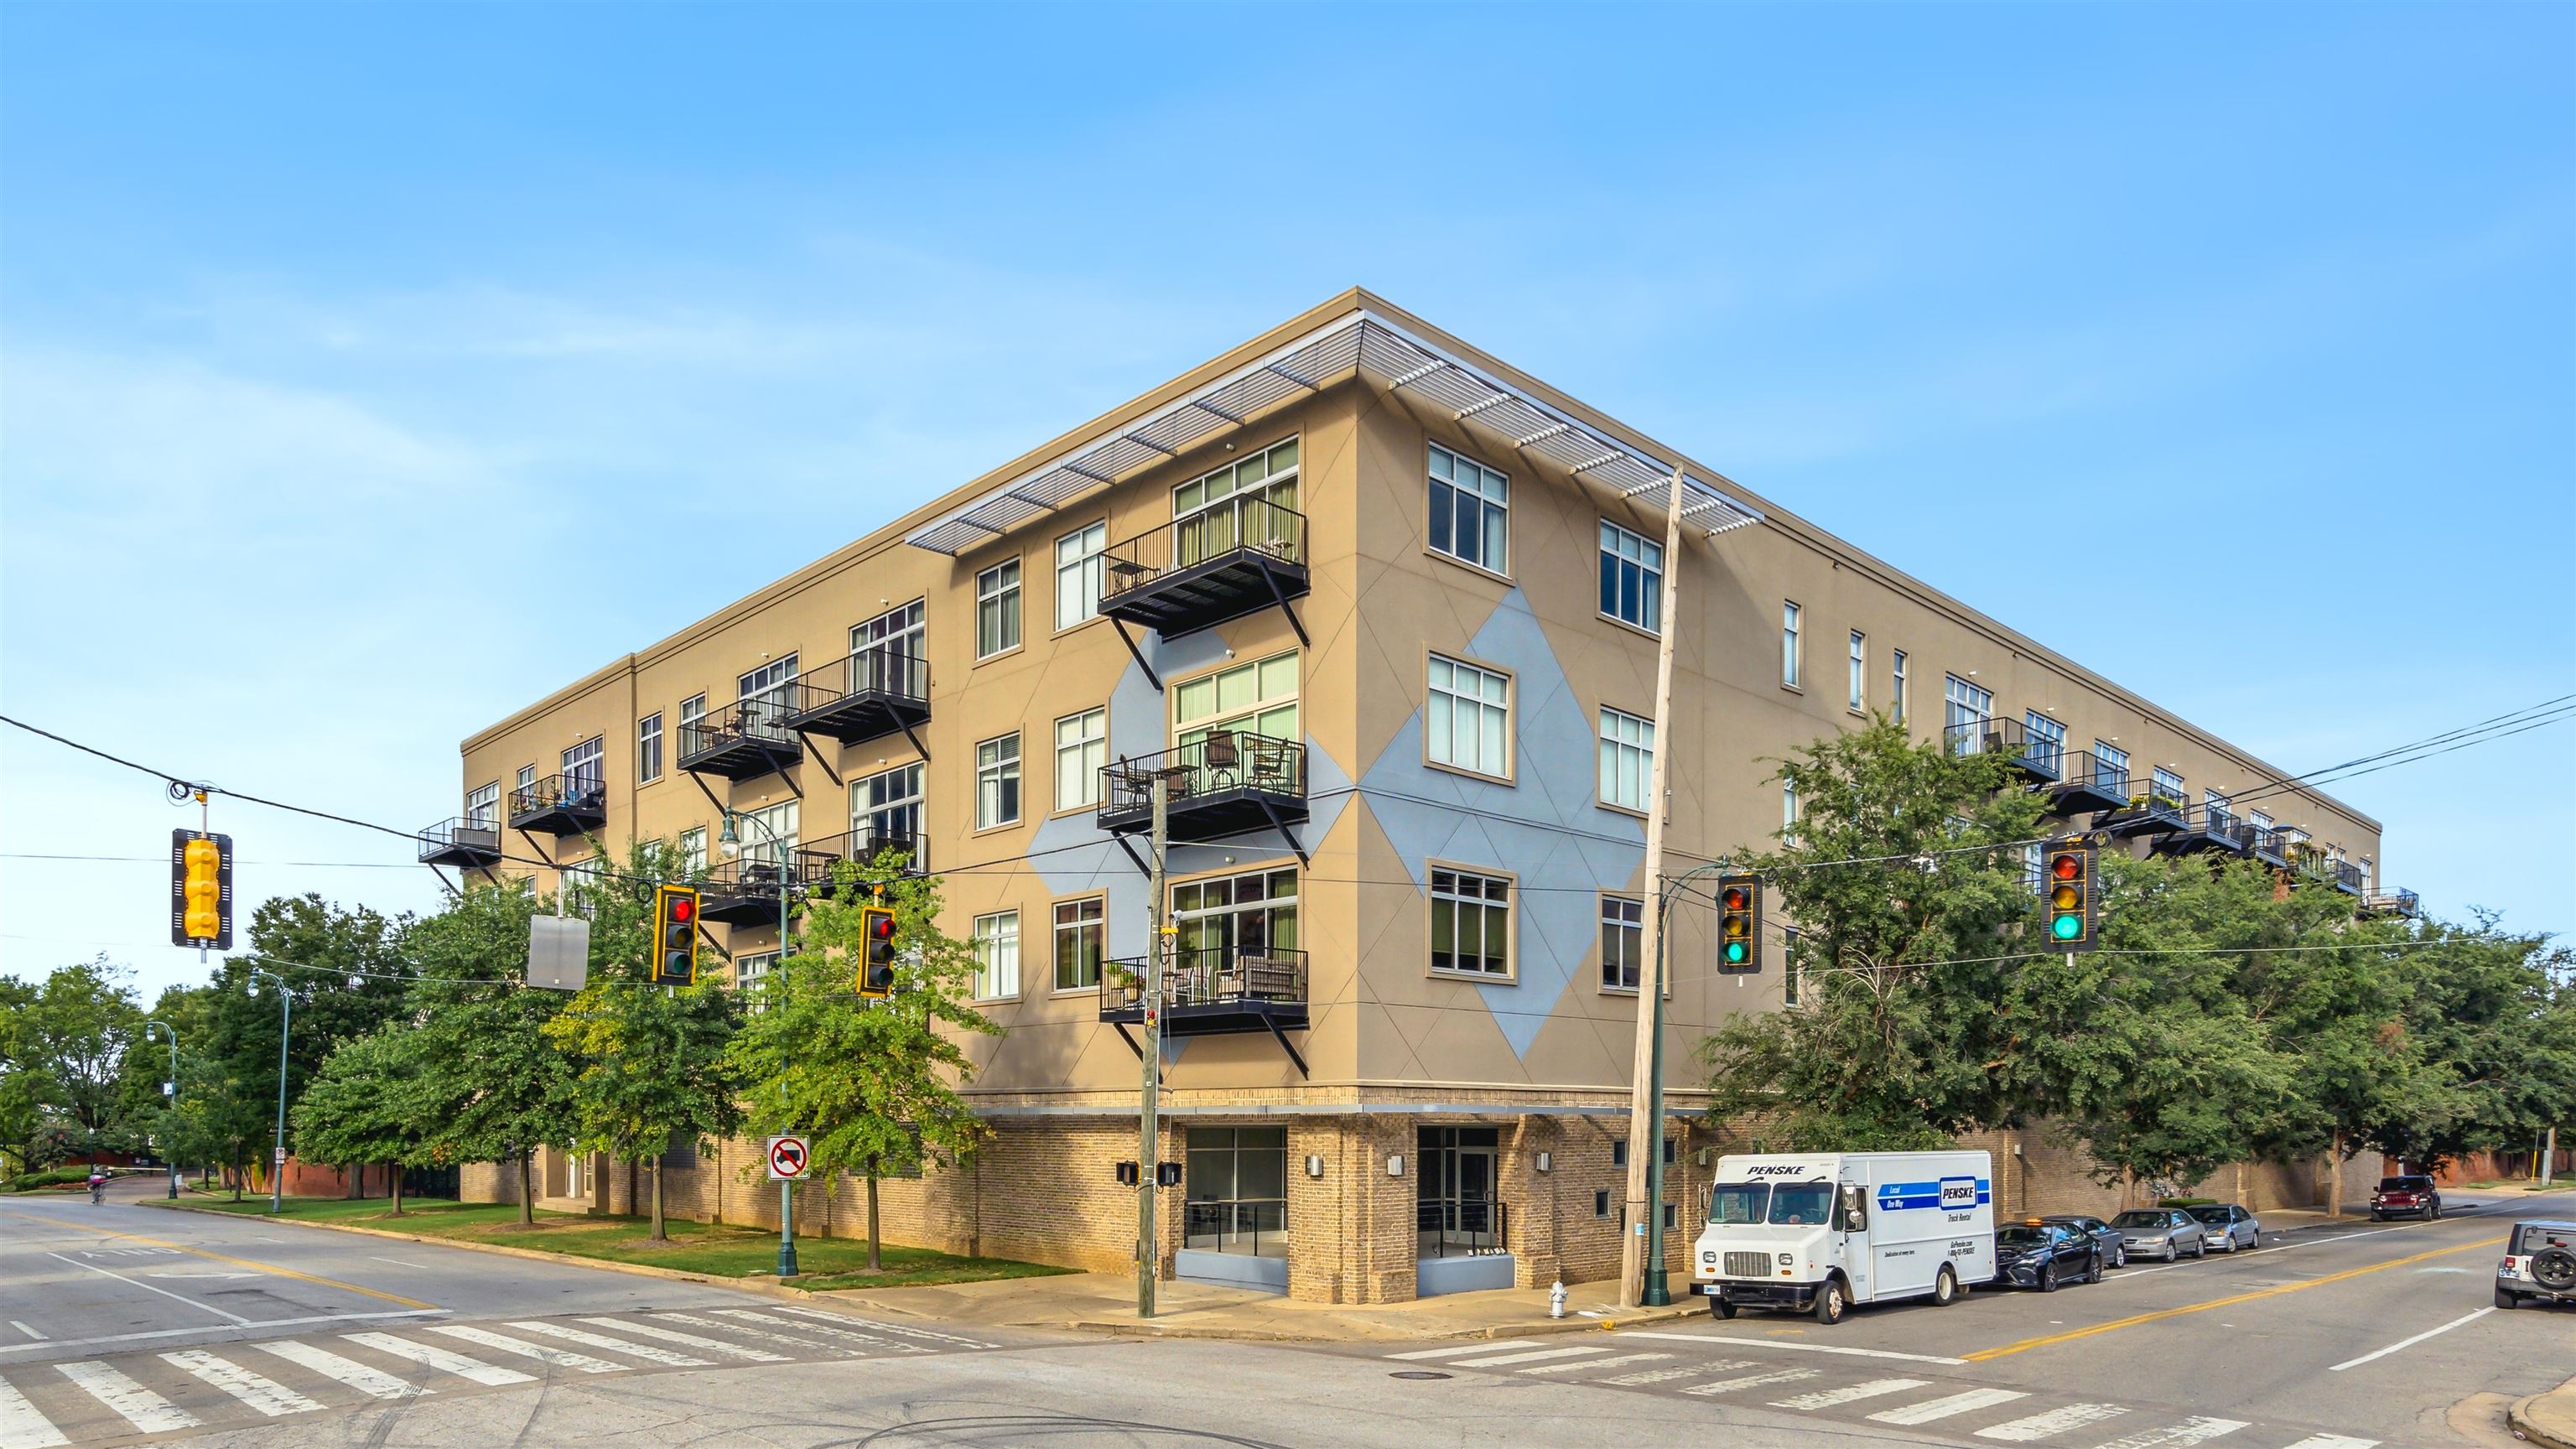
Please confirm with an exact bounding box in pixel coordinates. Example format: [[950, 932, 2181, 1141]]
[[1724, 942, 1748, 963], [2051, 913, 2083, 941]]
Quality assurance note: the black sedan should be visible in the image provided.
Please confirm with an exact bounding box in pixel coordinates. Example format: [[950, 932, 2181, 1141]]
[[2041, 1213, 2127, 1269], [1996, 1221, 2103, 1291]]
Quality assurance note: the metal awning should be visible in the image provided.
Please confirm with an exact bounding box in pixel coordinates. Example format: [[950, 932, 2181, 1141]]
[[905, 310, 1762, 556]]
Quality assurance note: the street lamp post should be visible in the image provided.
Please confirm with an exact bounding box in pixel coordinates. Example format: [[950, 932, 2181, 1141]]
[[146, 1020, 179, 1200], [719, 809, 798, 1279], [247, 969, 291, 1215]]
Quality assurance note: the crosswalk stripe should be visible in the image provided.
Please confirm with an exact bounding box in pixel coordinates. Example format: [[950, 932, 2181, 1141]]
[[345, 1332, 537, 1387], [0, 1377, 70, 1447], [1976, 1403, 2131, 1441], [505, 1321, 710, 1367], [1449, 1345, 1612, 1368], [1606, 1360, 1751, 1385], [579, 1317, 788, 1363], [1870, 1388, 2033, 1426], [1387, 1339, 1542, 1361], [1773, 1378, 1934, 1410], [425, 1324, 626, 1374], [2273, 1438, 2376, 1449], [54, 1360, 201, 1434], [706, 1308, 902, 1352], [2084, 1416, 2250, 1448], [1524, 1352, 1671, 1375], [653, 1311, 859, 1357], [1681, 1368, 1820, 1395], [163, 1350, 324, 1416], [253, 1340, 431, 1400], [761, 1306, 993, 1348]]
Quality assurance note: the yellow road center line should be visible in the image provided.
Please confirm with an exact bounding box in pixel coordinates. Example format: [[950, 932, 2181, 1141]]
[[1962, 1234, 2505, 1361], [13, 1215, 438, 1311]]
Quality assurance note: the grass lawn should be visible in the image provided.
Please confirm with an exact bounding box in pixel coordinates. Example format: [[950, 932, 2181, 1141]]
[[148, 1192, 1070, 1291]]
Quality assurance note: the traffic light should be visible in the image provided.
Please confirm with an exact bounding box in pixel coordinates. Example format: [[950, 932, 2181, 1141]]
[[1716, 872, 1761, 974], [169, 829, 234, 950], [652, 885, 701, 985], [2043, 840, 2097, 953], [857, 905, 898, 999]]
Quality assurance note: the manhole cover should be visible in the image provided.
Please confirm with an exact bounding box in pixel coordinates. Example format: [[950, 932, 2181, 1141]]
[[1389, 1370, 1452, 1380]]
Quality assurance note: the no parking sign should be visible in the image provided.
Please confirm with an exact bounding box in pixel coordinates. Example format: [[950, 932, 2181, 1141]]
[[765, 1135, 810, 1181]]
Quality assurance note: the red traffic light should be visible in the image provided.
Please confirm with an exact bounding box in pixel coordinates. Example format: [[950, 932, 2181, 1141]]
[[868, 912, 897, 940], [670, 896, 694, 922], [1721, 886, 1750, 911], [2051, 853, 2081, 881]]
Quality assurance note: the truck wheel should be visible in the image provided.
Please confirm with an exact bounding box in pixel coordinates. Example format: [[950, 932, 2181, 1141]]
[[1932, 1265, 1958, 1306], [1711, 1298, 1737, 1320], [1813, 1278, 1847, 1325]]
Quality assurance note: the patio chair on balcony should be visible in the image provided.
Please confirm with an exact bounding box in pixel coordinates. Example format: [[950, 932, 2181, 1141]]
[[1202, 730, 1241, 788]]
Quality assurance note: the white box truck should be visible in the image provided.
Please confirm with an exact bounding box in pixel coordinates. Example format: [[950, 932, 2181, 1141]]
[[1688, 1150, 1997, 1325]]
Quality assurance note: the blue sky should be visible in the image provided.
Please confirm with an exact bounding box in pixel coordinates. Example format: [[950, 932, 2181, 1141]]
[[3, 3, 2568, 1000]]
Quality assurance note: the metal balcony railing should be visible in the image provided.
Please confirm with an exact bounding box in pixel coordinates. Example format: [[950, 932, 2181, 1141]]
[[1183, 1197, 1288, 1259], [677, 695, 802, 778], [1418, 1197, 1509, 1259], [507, 772, 608, 834], [1944, 715, 2064, 780], [778, 650, 931, 745], [2249, 826, 2292, 865], [2363, 888, 2420, 917], [797, 829, 928, 886], [418, 816, 502, 866], [1097, 733, 1306, 835], [1098, 946, 1308, 1021], [1103, 496, 1307, 601]]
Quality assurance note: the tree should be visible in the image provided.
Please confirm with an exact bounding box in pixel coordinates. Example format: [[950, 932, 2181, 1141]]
[[1697, 717, 2054, 1149], [2366, 917, 2576, 1173], [728, 853, 1001, 1270], [18, 957, 144, 1162], [293, 1031, 432, 1213], [0, 975, 49, 1175], [542, 843, 744, 1239], [404, 878, 575, 1223]]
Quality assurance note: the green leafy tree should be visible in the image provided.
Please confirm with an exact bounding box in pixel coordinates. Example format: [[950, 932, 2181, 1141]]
[[728, 854, 1000, 1270], [404, 879, 575, 1223], [293, 1031, 433, 1213], [18, 957, 145, 1162], [2366, 917, 2576, 1173], [0, 975, 50, 1174], [542, 843, 744, 1239]]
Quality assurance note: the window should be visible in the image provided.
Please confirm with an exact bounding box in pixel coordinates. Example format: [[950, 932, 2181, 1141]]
[[561, 736, 605, 795], [1783, 780, 1800, 842], [737, 799, 798, 870], [1171, 868, 1300, 974], [975, 559, 1021, 658], [2250, 808, 2274, 832], [637, 714, 662, 784], [2094, 740, 2131, 792], [1174, 650, 1298, 747], [1055, 522, 1106, 630], [851, 600, 926, 693], [1663, 1204, 1677, 1230], [678, 826, 706, 875], [1594, 1190, 1612, 1218], [1598, 706, 1654, 813], [465, 782, 500, 827], [1173, 437, 1300, 570], [1053, 708, 1106, 813], [2152, 766, 2185, 808], [2205, 790, 2233, 830], [561, 855, 605, 905], [517, 764, 536, 792], [975, 733, 1021, 828], [1600, 896, 1643, 991], [1891, 651, 1909, 724], [2024, 710, 2065, 774], [972, 911, 1020, 1000], [738, 655, 797, 710], [735, 951, 778, 992], [1783, 925, 1803, 1006], [2023, 841, 2044, 893], [1781, 601, 1803, 687], [1431, 868, 1511, 977], [1053, 897, 1105, 992], [1944, 675, 1992, 752], [852, 762, 924, 852], [1598, 522, 1664, 632], [1613, 1140, 1628, 1168], [1175, 436, 1299, 518], [1847, 631, 1867, 712], [1428, 443, 1509, 573], [1427, 655, 1510, 777], [679, 692, 706, 737]]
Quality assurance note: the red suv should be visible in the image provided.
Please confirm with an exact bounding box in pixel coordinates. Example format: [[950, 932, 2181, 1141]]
[[2371, 1175, 2442, 1221]]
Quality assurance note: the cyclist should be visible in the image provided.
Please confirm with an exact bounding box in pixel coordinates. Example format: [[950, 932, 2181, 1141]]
[[87, 1170, 107, 1204]]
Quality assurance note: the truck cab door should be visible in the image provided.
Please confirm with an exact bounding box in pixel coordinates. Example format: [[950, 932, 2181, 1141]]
[[1836, 1183, 1872, 1302]]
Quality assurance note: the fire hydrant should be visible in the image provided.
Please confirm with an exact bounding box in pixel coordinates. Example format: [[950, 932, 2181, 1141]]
[[1549, 1280, 1567, 1319]]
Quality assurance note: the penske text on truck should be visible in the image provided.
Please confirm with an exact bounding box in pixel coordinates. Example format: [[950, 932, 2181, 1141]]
[[1688, 1150, 1997, 1325]]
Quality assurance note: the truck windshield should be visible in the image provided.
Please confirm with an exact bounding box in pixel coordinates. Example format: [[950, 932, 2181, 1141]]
[[1768, 1182, 1835, 1225], [1707, 1183, 1769, 1223]]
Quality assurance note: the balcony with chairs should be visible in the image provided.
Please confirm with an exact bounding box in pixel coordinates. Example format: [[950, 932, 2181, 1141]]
[[1098, 733, 1307, 846], [1099, 496, 1309, 641], [1944, 715, 2061, 783], [794, 829, 928, 894], [677, 697, 803, 781], [2154, 802, 2254, 857], [2043, 754, 2131, 818], [698, 854, 807, 927], [1098, 945, 1309, 1043], [507, 773, 607, 836], [779, 649, 930, 750], [2249, 825, 2294, 869], [2102, 777, 2191, 840], [418, 816, 503, 868], [2362, 887, 2420, 918]]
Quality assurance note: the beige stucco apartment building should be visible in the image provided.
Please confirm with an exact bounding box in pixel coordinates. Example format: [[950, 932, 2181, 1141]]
[[438, 289, 2399, 1301]]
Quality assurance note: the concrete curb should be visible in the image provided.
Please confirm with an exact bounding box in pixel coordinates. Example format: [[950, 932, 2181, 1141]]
[[2510, 1389, 2576, 1449], [1064, 1300, 1706, 1343]]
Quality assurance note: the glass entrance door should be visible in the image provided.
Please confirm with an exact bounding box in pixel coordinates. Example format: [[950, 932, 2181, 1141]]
[[1419, 1126, 1505, 1258]]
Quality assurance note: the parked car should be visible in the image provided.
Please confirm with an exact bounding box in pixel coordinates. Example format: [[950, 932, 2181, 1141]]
[[1995, 1220, 2102, 1291], [2371, 1175, 2442, 1221], [2496, 1220, 2576, 1310], [2188, 1203, 2262, 1252], [2109, 1208, 2207, 1261], [2041, 1213, 2127, 1269]]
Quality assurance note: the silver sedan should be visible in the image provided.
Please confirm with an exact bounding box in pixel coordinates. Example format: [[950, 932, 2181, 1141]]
[[2108, 1208, 2207, 1261], [2189, 1203, 2262, 1251]]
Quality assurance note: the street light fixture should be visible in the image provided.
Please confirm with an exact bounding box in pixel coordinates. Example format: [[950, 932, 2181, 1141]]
[[719, 808, 797, 1279]]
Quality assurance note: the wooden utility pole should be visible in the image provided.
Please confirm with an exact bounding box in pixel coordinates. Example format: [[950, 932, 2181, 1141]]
[[1620, 465, 1690, 1309], [1138, 776, 1169, 1319]]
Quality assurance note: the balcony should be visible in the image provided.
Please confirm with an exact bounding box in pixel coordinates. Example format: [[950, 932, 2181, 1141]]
[[507, 773, 607, 836], [2250, 826, 2294, 869], [2362, 887, 2420, 918], [1098, 734, 1307, 849], [1945, 715, 2063, 783], [699, 855, 803, 927], [2154, 804, 2253, 857], [678, 697, 802, 781], [779, 650, 930, 750], [2294, 849, 2366, 896], [1099, 496, 1309, 641], [2101, 779, 2191, 839], [795, 829, 928, 894], [1098, 945, 1308, 1047], [2044, 755, 2131, 818], [418, 817, 502, 869]]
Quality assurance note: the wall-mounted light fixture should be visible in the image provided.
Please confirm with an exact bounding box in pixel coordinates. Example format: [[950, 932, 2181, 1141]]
[[1535, 1151, 1552, 1174], [1386, 1154, 1404, 1178], [1306, 1155, 1325, 1178]]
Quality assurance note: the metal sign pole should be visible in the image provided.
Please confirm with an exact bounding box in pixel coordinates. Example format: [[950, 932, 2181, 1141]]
[[1139, 775, 1168, 1320]]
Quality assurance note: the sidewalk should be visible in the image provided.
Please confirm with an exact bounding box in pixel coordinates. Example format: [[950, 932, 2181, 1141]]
[[816, 1270, 1705, 1343], [2511, 1372, 2576, 1449]]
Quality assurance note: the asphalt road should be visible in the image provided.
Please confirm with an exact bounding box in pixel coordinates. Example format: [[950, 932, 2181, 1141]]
[[3, 1180, 2568, 1448]]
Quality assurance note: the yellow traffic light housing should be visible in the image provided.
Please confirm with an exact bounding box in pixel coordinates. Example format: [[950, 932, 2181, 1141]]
[[169, 829, 234, 950], [1716, 872, 1761, 974], [2044, 841, 2098, 953], [857, 905, 898, 999], [652, 885, 701, 985]]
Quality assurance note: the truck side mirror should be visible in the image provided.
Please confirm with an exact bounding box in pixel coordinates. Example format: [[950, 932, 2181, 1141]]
[[1838, 1187, 1868, 1233]]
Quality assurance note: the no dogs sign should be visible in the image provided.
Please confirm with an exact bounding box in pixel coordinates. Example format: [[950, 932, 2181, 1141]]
[[765, 1135, 811, 1181]]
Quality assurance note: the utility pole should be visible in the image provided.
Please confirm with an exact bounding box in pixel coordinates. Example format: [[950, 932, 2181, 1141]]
[[1138, 775, 1168, 1320], [1622, 464, 1690, 1310], [249, 969, 291, 1214], [147, 1020, 179, 1200]]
